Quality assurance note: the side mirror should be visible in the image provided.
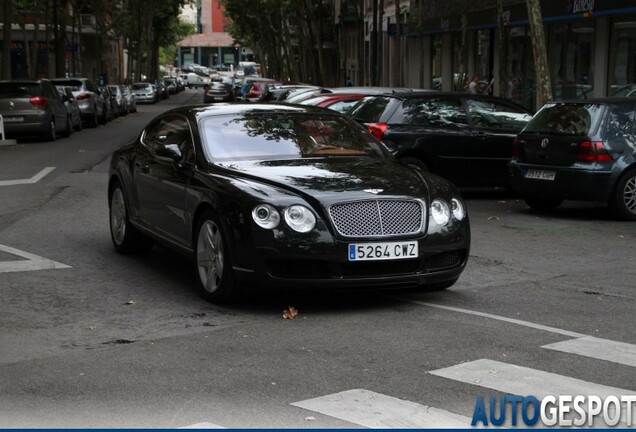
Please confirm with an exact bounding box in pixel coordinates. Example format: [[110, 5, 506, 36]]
[[156, 144, 182, 161]]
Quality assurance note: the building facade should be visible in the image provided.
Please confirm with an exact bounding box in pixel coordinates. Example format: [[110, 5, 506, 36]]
[[338, 0, 636, 110], [176, 0, 242, 70]]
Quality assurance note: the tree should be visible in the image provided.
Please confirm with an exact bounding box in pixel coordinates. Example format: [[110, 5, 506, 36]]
[[526, 0, 552, 104], [1, 0, 12, 79]]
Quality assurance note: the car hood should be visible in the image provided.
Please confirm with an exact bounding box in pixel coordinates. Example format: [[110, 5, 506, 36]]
[[214, 157, 431, 201]]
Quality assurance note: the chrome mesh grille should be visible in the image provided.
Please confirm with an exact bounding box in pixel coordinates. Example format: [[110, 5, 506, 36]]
[[329, 199, 424, 238]]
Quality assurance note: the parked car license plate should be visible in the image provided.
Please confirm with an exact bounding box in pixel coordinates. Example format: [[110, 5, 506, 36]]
[[525, 169, 556, 181], [3, 116, 24, 123], [348, 241, 418, 261], [214, 97, 224, 101]]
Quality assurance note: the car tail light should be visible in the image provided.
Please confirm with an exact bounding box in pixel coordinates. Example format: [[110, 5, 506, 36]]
[[76, 92, 91, 101], [577, 141, 613, 162], [29, 96, 48, 107], [512, 136, 521, 157], [366, 122, 387, 141]]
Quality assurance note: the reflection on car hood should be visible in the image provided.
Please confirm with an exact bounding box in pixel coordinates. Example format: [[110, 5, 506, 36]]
[[214, 157, 429, 199]]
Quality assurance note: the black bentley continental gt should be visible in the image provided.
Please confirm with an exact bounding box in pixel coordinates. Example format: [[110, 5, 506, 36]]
[[108, 104, 470, 303]]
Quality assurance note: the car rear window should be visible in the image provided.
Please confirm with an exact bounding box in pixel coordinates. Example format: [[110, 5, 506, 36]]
[[0, 83, 42, 98], [51, 80, 83, 91], [199, 113, 387, 162], [523, 103, 605, 135], [347, 96, 393, 123]]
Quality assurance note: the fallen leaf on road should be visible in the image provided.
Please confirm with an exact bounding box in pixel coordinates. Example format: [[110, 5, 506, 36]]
[[487, 216, 500, 221], [282, 306, 298, 319], [305, 416, 316, 421], [124, 300, 136, 305]]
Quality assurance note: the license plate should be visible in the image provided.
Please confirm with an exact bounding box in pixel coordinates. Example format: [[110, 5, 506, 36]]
[[525, 169, 556, 181], [348, 241, 418, 261], [214, 97, 224, 101], [3, 116, 24, 123]]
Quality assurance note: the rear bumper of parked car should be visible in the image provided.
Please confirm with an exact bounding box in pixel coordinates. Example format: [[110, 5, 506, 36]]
[[2, 112, 50, 137], [509, 161, 614, 202], [134, 94, 155, 103]]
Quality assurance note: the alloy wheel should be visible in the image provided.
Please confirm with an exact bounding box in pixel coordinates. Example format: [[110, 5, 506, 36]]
[[197, 220, 224, 294], [110, 187, 127, 245], [623, 175, 636, 215]]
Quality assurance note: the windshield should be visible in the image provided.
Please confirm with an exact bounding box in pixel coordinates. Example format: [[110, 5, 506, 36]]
[[523, 103, 605, 135], [199, 112, 388, 162], [132, 83, 151, 90]]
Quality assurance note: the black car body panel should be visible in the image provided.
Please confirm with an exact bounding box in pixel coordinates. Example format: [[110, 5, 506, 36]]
[[109, 104, 470, 296], [346, 92, 533, 188]]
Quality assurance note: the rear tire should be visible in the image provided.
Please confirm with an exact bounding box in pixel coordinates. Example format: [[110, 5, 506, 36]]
[[109, 181, 153, 254], [194, 211, 239, 303], [609, 168, 636, 221], [523, 196, 563, 210], [44, 118, 56, 142]]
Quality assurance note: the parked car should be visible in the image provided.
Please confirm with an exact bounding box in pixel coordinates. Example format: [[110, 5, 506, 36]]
[[299, 93, 367, 114], [56, 85, 82, 132], [284, 87, 421, 104], [154, 80, 169, 100], [109, 85, 128, 116], [108, 104, 470, 303], [50, 77, 105, 127], [0, 79, 72, 141], [203, 81, 235, 103], [121, 85, 137, 113], [131, 82, 157, 104], [260, 85, 320, 102], [237, 78, 281, 102], [345, 91, 533, 188], [162, 77, 178, 94], [98, 85, 116, 121], [509, 98, 636, 220]]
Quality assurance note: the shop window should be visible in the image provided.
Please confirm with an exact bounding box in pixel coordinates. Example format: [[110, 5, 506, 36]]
[[505, 26, 536, 111], [548, 21, 595, 100], [431, 34, 442, 90], [608, 17, 636, 97]]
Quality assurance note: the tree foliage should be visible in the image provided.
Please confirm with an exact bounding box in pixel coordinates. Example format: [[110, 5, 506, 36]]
[[220, 0, 338, 85]]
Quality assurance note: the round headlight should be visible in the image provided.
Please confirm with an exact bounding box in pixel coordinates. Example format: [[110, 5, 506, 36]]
[[451, 198, 466, 220], [252, 204, 280, 229], [431, 199, 450, 226], [284, 205, 316, 233]]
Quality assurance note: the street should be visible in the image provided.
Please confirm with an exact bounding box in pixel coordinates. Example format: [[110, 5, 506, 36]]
[[0, 89, 634, 428]]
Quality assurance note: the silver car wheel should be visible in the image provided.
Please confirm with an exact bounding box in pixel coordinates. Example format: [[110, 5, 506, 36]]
[[623, 175, 636, 214], [197, 220, 224, 294], [110, 187, 127, 245]]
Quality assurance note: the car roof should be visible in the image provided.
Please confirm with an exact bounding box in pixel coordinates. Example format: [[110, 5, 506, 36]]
[[165, 103, 342, 119]]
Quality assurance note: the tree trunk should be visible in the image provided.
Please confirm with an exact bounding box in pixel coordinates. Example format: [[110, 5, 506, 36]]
[[526, 0, 552, 104], [1, 0, 11, 79], [370, 0, 377, 85], [377, 0, 383, 85], [497, 0, 508, 98]]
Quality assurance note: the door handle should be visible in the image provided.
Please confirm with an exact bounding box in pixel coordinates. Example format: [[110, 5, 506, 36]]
[[135, 162, 150, 173]]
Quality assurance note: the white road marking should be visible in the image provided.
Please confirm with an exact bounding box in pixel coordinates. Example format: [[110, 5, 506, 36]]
[[429, 358, 633, 399], [543, 336, 636, 368], [291, 388, 472, 428], [0, 167, 55, 186], [0, 244, 70, 273], [390, 296, 587, 338], [179, 422, 224, 429]]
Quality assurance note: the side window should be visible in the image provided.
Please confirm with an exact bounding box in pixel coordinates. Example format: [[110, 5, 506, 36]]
[[605, 102, 636, 140], [142, 115, 194, 162], [466, 99, 532, 131], [402, 98, 468, 129], [348, 96, 392, 123]]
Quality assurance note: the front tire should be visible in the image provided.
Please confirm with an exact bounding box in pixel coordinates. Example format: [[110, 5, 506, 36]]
[[609, 168, 636, 221], [109, 182, 153, 254], [194, 211, 238, 303]]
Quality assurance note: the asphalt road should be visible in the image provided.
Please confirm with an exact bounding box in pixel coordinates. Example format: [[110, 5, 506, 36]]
[[0, 89, 634, 428]]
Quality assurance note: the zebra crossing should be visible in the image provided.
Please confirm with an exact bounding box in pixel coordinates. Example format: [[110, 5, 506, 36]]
[[182, 331, 636, 429]]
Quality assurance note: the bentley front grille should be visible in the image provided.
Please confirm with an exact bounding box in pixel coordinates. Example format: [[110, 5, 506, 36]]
[[329, 199, 424, 238]]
